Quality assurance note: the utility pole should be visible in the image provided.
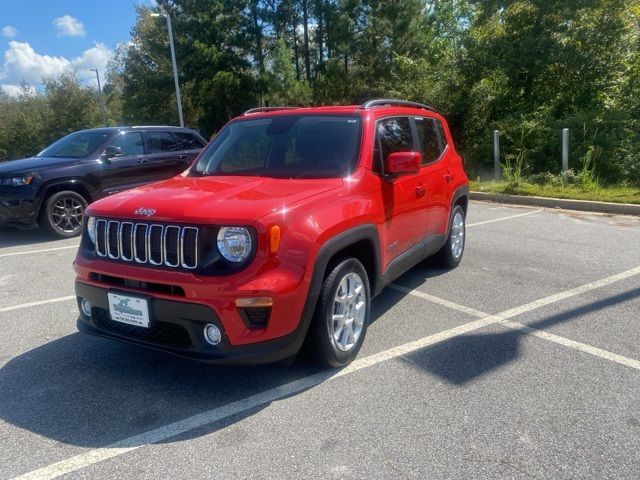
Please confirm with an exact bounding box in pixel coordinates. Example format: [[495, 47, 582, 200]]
[[493, 130, 501, 181], [91, 68, 107, 126], [151, 12, 184, 127], [562, 128, 569, 183]]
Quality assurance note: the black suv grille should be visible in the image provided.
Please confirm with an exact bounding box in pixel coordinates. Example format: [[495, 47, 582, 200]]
[[95, 219, 199, 269], [93, 307, 192, 348]]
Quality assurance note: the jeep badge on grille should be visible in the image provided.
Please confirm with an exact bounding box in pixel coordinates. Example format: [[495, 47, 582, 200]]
[[134, 207, 156, 217]]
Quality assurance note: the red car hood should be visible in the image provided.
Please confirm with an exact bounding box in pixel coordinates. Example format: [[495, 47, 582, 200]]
[[87, 175, 344, 224]]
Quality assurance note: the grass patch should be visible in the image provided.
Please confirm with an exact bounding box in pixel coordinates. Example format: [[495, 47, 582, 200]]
[[471, 180, 640, 205]]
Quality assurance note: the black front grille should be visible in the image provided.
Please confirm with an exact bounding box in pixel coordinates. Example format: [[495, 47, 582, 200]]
[[94, 219, 199, 270], [93, 307, 192, 348]]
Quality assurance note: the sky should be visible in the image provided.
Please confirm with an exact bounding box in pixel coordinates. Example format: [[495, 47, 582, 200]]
[[0, 0, 156, 96]]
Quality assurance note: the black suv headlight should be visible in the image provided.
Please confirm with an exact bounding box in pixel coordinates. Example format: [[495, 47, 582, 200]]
[[0, 175, 33, 186]]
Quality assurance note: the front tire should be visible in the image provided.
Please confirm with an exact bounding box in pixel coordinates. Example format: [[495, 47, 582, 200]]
[[432, 205, 466, 268], [39, 191, 87, 238], [305, 258, 371, 367]]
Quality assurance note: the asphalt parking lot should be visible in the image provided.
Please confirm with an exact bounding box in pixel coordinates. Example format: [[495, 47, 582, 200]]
[[1, 201, 639, 480]]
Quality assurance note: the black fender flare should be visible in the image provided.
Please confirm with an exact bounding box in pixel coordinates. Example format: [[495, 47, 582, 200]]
[[36, 179, 96, 212], [292, 224, 382, 351], [451, 184, 470, 212]]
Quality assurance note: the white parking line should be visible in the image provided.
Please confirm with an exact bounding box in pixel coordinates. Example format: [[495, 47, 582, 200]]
[[467, 208, 543, 227], [390, 264, 640, 371], [0, 244, 78, 259], [12, 266, 639, 480], [0, 296, 76, 314], [501, 320, 640, 370]]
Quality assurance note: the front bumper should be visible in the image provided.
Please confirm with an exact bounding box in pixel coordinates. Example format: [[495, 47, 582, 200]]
[[0, 186, 40, 226], [76, 282, 310, 365]]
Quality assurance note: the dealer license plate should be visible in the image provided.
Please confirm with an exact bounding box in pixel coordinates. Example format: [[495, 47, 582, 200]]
[[107, 293, 150, 328]]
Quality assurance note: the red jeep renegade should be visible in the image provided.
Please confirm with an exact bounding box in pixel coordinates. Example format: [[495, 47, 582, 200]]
[[74, 99, 469, 367]]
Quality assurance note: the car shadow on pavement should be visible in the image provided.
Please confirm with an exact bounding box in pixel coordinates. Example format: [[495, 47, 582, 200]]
[[0, 333, 325, 448], [401, 287, 640, 384], [0, 226, 69, 249]]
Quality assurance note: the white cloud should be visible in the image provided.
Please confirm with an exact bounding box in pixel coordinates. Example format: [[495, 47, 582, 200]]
[[53, 15, 85, 37], [1, 83, 35, 96], [0, 41, 112, 95], [1, 25, 18, 38]]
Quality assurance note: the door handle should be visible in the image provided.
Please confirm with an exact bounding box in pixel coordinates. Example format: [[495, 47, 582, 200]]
[[137, 158, 150, 164], [415, 184, 426, 198], [178, 154, 187, 159]]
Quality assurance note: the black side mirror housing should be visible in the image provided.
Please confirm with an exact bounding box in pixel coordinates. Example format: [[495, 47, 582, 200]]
[[104, 145, 123, 159]]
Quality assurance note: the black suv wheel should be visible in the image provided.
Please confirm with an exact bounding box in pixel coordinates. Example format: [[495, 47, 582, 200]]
[[39, 191, 87, 238]]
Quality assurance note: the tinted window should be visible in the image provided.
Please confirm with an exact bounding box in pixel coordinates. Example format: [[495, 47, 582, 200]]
[[37, 131, 111, 158], [110, 132, 144, 156], [434, 119, 448, 150], [173, 132, 204, 150], [193, 116, 362, 179], [147, 131, 178, 153], [374, 117, 414, 173], [415, 117, 441, 164]]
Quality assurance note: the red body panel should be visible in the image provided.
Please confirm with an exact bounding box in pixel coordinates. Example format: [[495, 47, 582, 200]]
[[74, 104, 469, 353]]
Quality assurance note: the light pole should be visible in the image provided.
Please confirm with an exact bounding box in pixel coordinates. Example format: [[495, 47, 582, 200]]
[[151, 12, 184, 127], [91, 68, 107, 126]]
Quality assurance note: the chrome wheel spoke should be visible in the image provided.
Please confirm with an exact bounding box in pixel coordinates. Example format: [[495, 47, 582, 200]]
[[331, 271, 366, 352], [450, 212, 465, 259]]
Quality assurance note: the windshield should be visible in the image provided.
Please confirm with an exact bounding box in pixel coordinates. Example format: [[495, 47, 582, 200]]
[[192, 115, 362, 179], [37, 130, 112, 158]]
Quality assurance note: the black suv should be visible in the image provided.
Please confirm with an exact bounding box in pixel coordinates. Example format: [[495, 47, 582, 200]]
[[0, 126, 206, 238]]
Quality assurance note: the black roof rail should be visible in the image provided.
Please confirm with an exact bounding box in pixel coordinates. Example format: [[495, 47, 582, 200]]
[[360, 99, 436, 112], [131, 125, 183, 129], [243, 106, 297, 115]]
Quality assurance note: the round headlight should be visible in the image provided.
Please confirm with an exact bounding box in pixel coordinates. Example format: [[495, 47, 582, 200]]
[[217, 227, 252, 263], [86, 216, 97, 244]]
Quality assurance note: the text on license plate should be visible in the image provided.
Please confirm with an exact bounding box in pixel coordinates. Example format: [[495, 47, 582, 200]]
[[107, 293, 150, 328]]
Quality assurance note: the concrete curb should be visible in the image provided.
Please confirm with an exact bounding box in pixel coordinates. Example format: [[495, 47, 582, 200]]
[[470, 191, 640, 216]]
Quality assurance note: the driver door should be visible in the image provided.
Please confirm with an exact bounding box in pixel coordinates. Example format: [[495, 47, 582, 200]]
[[101, 132, 150, 195]]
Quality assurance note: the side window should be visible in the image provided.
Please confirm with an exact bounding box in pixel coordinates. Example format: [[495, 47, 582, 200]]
[[415, 117, 442, 164], [374, 117, 414, 173], [434, 119, 448, 150], [173, 132, 205, 150], [110, 132, 144, 156], [147, 131, 178, 153]]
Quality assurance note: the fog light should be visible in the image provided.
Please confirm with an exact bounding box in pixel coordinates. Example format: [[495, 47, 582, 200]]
[[80, 298, 92, 317], [203, 324, 222, 345]]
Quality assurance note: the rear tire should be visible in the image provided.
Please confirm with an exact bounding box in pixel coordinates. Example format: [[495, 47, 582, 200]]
[[432, 205, 466, 269], [39, 190, 87, 238], [304, 258, 371, 367]]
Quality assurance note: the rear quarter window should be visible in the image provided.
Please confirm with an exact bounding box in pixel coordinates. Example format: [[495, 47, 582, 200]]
[[146, 131, 178, 153], [173, 132, 205, 150]]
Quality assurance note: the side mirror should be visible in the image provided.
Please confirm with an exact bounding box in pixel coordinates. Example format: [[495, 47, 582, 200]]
[[103, 145, 123, 159], [385, 151, 422, 177]]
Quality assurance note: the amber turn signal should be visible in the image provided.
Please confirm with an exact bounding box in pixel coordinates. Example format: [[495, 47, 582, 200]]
[[269, 225, 281, 253], [235, 297, 274, 308]]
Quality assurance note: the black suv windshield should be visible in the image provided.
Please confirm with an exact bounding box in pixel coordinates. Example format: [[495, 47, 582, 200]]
[[37, 130, 112, 158], [192, 115, 362, 179]]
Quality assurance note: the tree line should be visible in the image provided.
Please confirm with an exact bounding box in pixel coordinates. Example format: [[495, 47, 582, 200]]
[[1, 0, 639, 185]]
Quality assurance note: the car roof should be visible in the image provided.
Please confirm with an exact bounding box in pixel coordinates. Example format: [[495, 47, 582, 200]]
[[74, 126, 198, 134], [239, 101, 442, 120]]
